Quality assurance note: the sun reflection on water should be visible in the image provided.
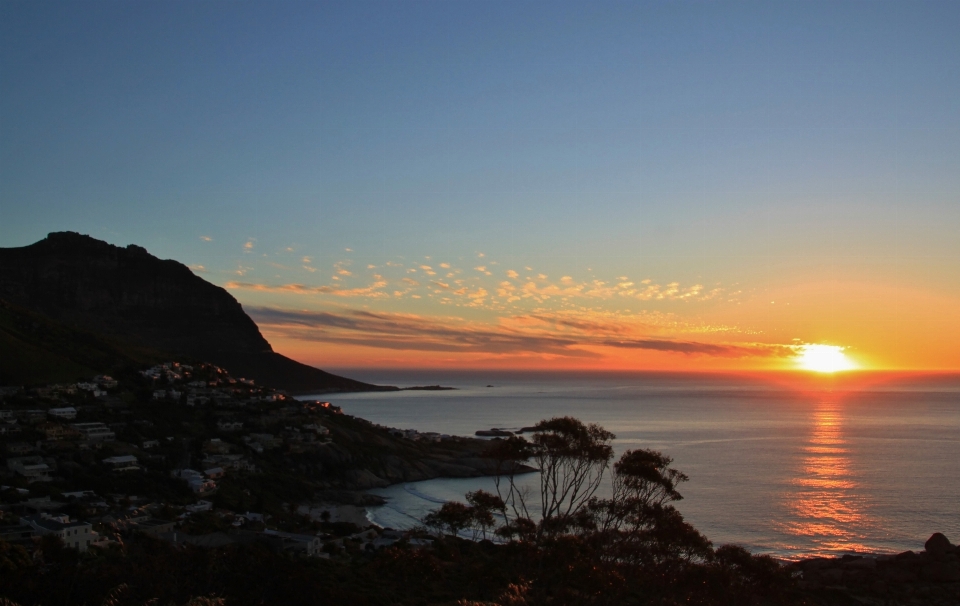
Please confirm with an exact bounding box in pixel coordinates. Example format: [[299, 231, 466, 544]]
[[779, 399, 875, 556]]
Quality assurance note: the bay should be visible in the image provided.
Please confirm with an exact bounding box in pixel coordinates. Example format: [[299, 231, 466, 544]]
[[303, 370, 960, 559]]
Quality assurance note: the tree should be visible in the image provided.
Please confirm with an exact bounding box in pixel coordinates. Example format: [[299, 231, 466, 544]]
[[486, 417, 614, 539], [424, 501, 475, 538]]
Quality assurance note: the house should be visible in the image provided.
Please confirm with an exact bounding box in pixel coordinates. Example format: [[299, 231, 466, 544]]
[[102, 455, 140, 472], [0, 524, 36, 546], [47, 407, 77, 420], [240, 512, 264, 523], [216, 420, 243, 431], [62, 490, 98, 499], [70, 422, 116, 442], [20, 514, 94, 552], [40, 423, 80, 441], [142, 439, 160, 449], [5, 441, 34, 455], [130, 517, 176, 536], [172, 469, 217, 494], [245, 433, 280, 450], [259, 529, 322, 556], [203, 438, 231, 454], [17, 410, 47, 424], [185, 500, 213, 513], [94, 375, 118, 389], [0, 409, 16, 422], [186, 395, 210, 406], [302, 423, 330, 436], [204, 467, 225, 479], [0, 387, 22, 399], [7, 456, 52, 482]]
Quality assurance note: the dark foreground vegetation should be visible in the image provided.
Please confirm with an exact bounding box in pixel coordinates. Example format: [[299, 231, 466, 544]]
[[3, 413, 958, 605], [0, 527, 802, 606]]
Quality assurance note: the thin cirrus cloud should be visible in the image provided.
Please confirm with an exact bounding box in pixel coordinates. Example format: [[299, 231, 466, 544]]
[[247, 306, 792, 359], [226, 278, 388, 298]]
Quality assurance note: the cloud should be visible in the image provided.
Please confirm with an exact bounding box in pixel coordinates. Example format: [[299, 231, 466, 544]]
[[249, 307, 593, 356], [200, 236, 213, 242], [244, 239, 255, 251], [225, 277, 389, 298], [188, 264, 207, 273], [506, 270, 519, 279], [249, 306, 793, 359], [602, 339, 795, 358]]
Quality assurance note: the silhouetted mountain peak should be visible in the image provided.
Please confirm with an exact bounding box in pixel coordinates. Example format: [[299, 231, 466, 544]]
[[0, 233, 389, 393]]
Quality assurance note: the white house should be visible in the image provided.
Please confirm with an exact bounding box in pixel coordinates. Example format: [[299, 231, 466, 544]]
[[21, 514, 94, 552]]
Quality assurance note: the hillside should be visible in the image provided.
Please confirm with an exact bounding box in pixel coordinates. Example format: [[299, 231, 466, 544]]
[[0, 298, 163, 386], [0, 232, 392, 393]]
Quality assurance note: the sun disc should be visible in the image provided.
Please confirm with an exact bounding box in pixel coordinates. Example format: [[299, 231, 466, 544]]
[[796, 344, 856, 373]]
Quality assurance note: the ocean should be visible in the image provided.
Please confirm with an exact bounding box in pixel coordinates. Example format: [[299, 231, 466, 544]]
[[303, 370, 960, 560]]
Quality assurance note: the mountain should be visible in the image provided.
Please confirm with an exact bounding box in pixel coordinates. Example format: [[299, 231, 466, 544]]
[[0, 232, 394, 393]]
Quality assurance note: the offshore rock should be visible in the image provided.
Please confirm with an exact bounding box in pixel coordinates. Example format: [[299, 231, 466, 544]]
[[926, 532, 953, 556]]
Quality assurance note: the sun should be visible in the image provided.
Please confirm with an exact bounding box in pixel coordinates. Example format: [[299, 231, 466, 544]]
[[795, 344, 857, 373]]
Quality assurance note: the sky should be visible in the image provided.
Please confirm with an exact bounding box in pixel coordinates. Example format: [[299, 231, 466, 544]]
[[2, 1, 959, 371]]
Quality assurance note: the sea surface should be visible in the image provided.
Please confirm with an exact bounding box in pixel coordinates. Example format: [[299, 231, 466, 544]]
[[302, 370, 960, 560]]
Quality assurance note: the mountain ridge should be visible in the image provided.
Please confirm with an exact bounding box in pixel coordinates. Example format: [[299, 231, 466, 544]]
[[0, 232, 395, 393]]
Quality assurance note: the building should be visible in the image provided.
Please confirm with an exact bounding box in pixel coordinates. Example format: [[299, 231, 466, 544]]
[[259, 529, 322, 556], [0, 525, 36, 547], [40, 422, 80, 441], [17, 410, 47, 424], [94, 375, 118, 389], [70, 422, 116, 442], [172, 469, 217, 494], [7, 456, 52, 482], [130, 517, 176, 536], [102, 455, 140, 472], [20, 514, 94, 552], [47, 407, 77, 420]]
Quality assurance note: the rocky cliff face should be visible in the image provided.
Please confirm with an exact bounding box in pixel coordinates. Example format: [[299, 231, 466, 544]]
[[0, 232, 387, 393]]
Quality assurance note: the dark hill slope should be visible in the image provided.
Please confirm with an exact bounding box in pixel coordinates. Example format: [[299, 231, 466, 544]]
[[0, 232, 392, 393], [0, 297, 162, 385]]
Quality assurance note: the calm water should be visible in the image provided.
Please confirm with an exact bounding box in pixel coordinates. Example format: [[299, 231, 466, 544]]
[[303, 370, 960, 560]]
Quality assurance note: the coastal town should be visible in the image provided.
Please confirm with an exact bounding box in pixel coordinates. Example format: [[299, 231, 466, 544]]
[[0, 361, 458, 561]]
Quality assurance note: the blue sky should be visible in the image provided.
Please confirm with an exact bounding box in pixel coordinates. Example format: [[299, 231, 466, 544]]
[[3, 1, 959, 369]]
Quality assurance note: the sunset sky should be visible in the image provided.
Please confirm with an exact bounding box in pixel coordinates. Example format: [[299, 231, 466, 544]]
[[2, 1, 959, 371]]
